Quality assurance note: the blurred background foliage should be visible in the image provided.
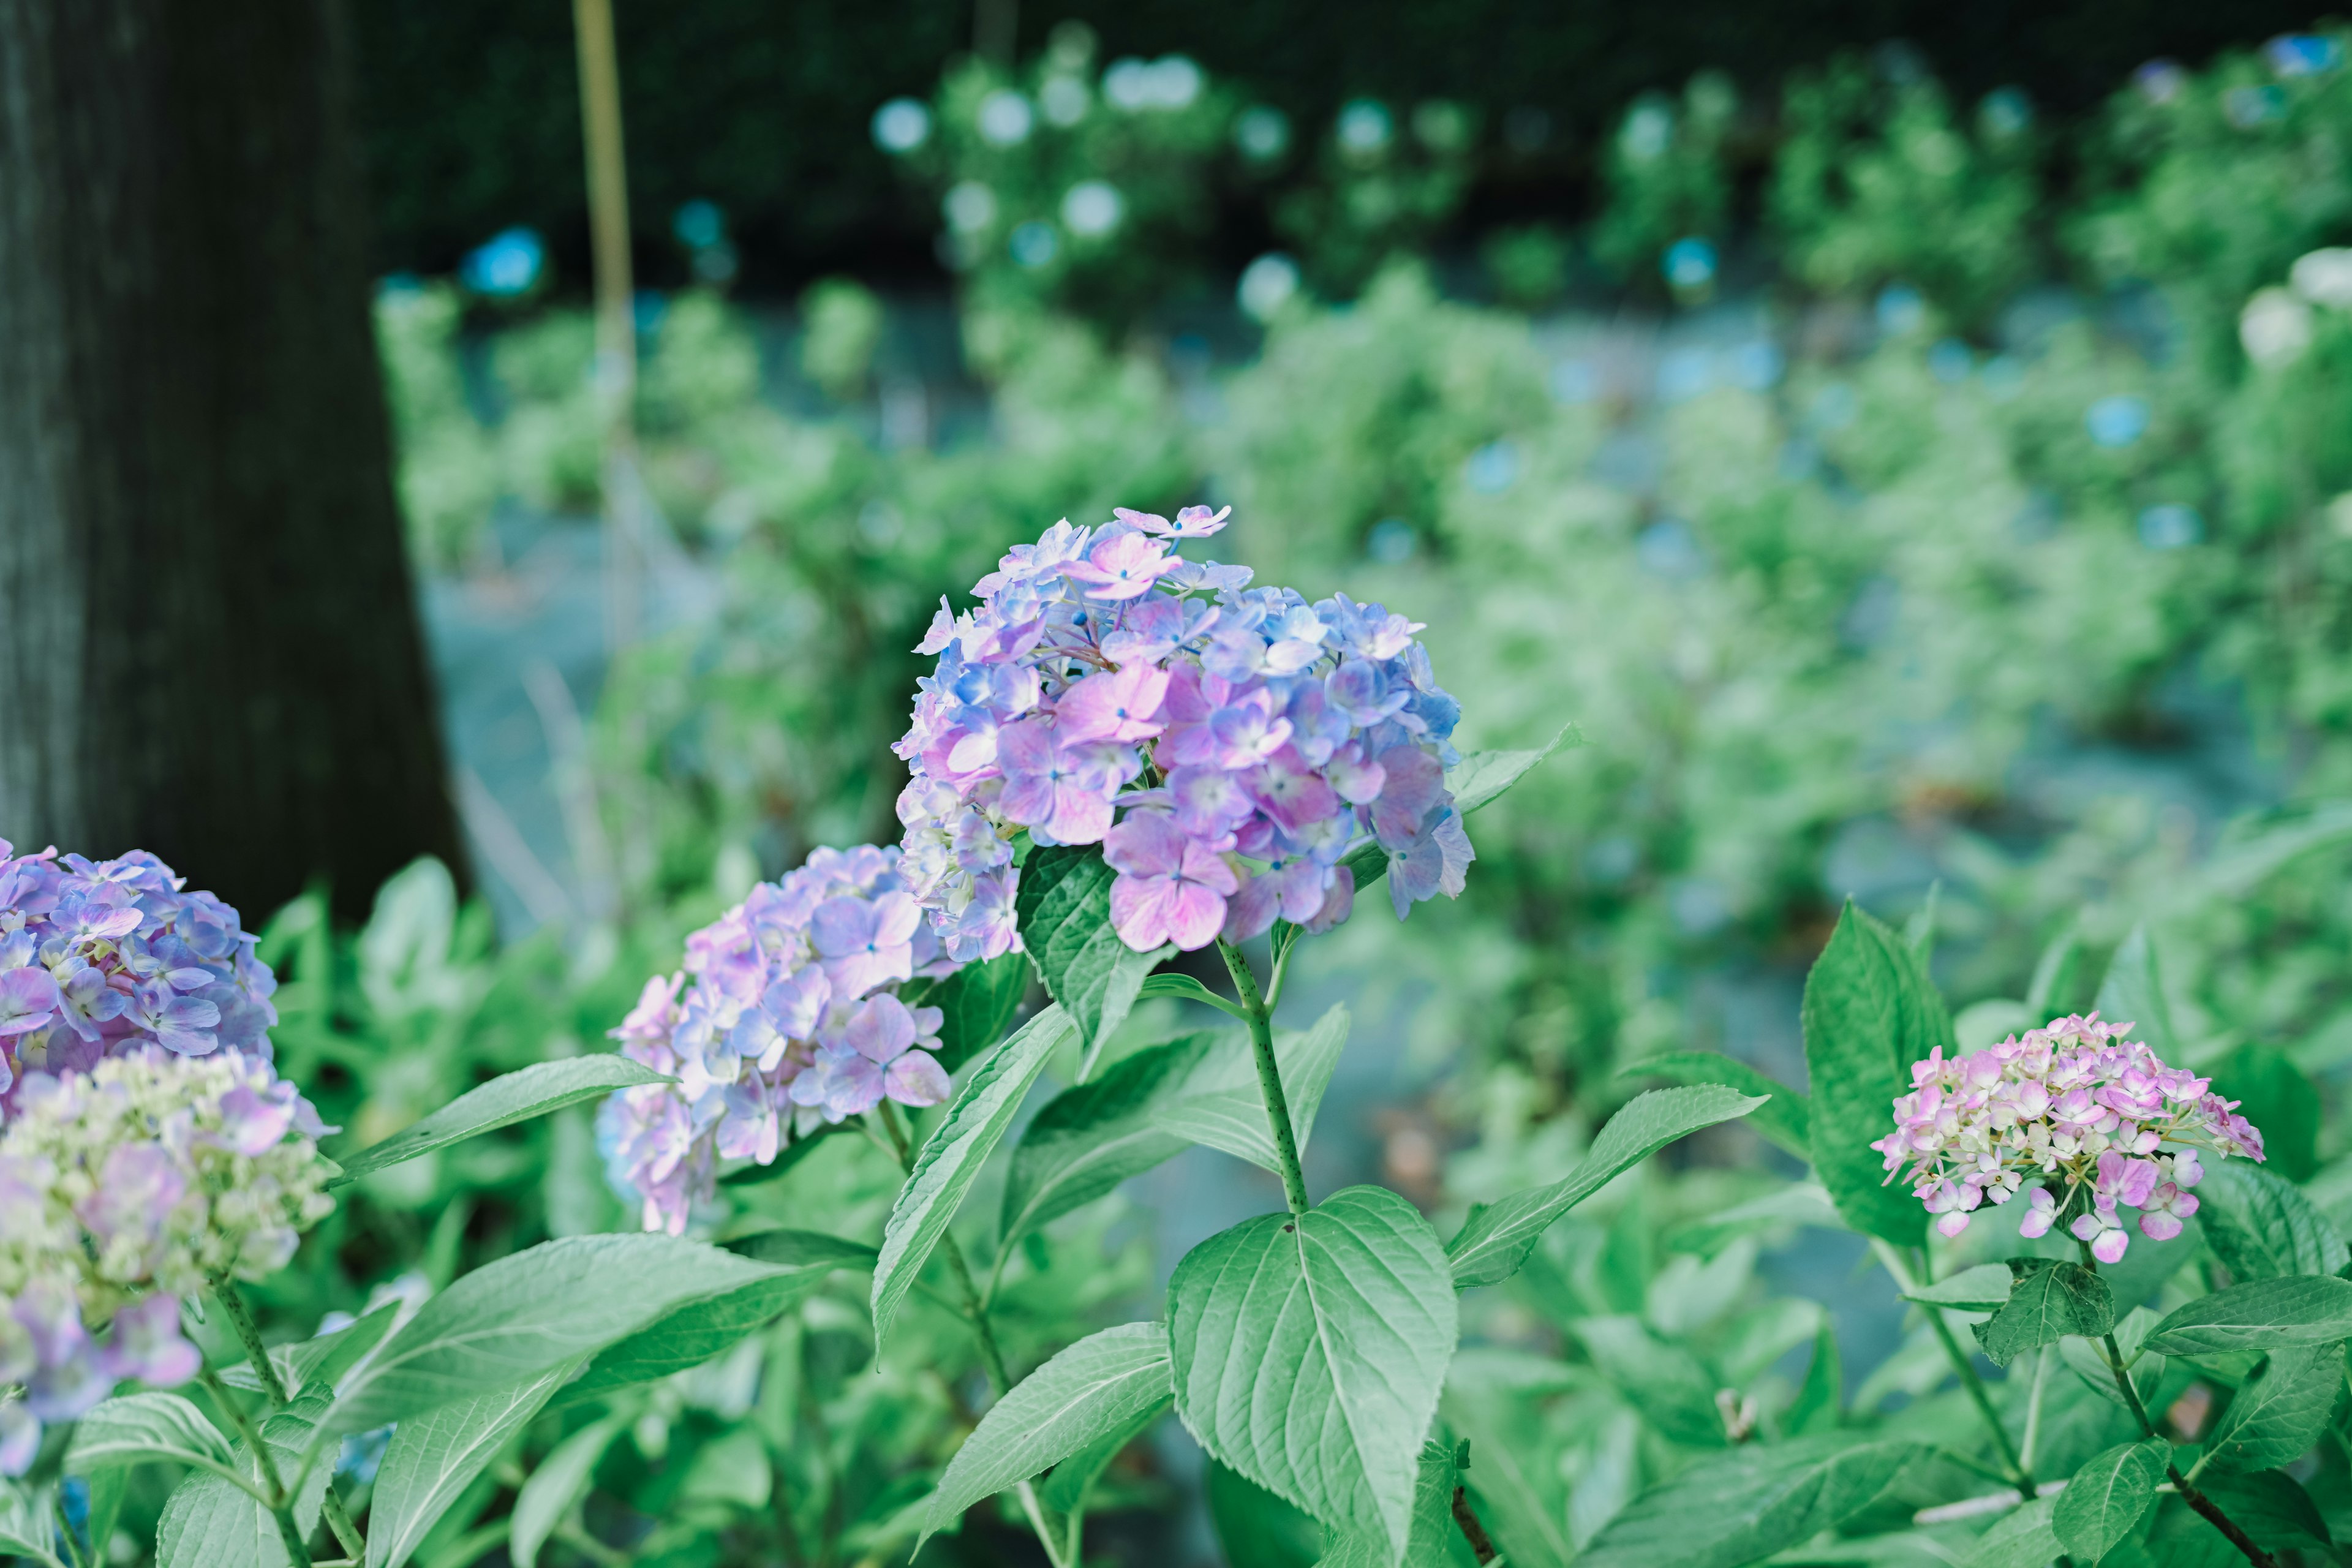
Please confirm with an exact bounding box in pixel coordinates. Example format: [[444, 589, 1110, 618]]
[[203, 12, 2352, 1566]]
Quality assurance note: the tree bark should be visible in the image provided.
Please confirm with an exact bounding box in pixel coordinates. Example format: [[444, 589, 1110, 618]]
[[0, 0, 467, 923]]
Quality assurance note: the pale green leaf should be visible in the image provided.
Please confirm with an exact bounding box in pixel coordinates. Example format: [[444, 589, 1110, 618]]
[[510, 1413, 627, 1568], [1901, 1264, 2017, 1312], [365, 1362, 572, 1568], [1973, 1261, 2114, 1367], [330, 1057, 669, 1186], [1014, 846, 1170, 1065], [326, 1234, 781, 1436], [559, 1266, 836, 1406], [1803, 903, 1945, 1246], [1206, 1459, 1322, 1568], [920, 1322, 1173, 1546], [1314, 1440, 1481, 1568], [1037, 1392, 1170, 1516], [872, 1005, 1077, 1359], [66, 1393, 235, 1479], [1615, 1051, 1811, 1158], [2095, 925, 2178, 1059], [1577, 1434, 1928, 1568], [725, 1226, 878, 1270], [1157, 1006, 1348, 1174], [1447, 1085, 1765, 1288], [2201, 1343, 2343, 1472], [899, 949, 1031, 1072], [2053, 1440, 2166, 1560], [2196, 1162, 2348, 1281], [999, 1031, 1218, 1252], [2144, 1276, 2352, 1357], [155, 1384, 334, 1568], [223, 1298, 404, 1396], [2194, 1469, 2331, 1548], [1170, 1186, 1458, 1559], [1966, 1494, 2061, 1568], [1135, 971, 1250, 1019]]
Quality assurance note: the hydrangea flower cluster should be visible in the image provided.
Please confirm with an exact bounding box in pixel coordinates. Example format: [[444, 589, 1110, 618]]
[[894, 507, 1470, 957], [0, 1046, 337, 1469], [1874, 1012, 2264, 1262], [0, 841, 279, 1106], [601, 845, 962, 1235]]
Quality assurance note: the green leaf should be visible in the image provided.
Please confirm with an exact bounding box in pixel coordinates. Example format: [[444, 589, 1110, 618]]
[[2194, 1470, 2331, 1548], [2203, 1342, 2342, 1473], [1902, 1264, 2019, 1312], [1577, 1434, 1928, 1568], [2062, 1306, 2166, 1411], [510, 1413, 628, 1568], [900, 949, 1031, 1073], [1014, 846, 1171, 1067], [1567, 1317, 1729, 1447], [726, 1226, 878, 1269], [1803, 903, 1947, 1246], [2196, 1161, 2347, 1281], [1615, 1052, 1811, 1158], [155, 1384, 334, 1568], [1170, 1186, 1459, 1559], [329, 1056, 670, 1186], [1154, 1006, 1348, 1174], [1205, 1459, 1323, 1568], [1789, 1319, 1843, 1434], [2209, 1046, 2321, 1182], [872, 1005, 1077, 1359], [919, 1322, 1173, 1547], [1136, 971, 1250, 1019], [326, 1234, 782, 1436], [2143, 1276, 2352, 1357], [0, 1483, 58, 1568], [1967, 1495, 2062, 1568], [1315, 1440, 1482, 1568], [999, 1031, 1218, 1252], [559, 1265, 837, 1406], [1446, 725, 1581, 816], [1447, 1085, 1765, 1288], [224, 1298, 404, 1396], [364, 1362, 573, 1568], [1036, 1390, 1170, 1516], [1973, 1261, 2114, 1367], [66, 1393, 235, 1479], [2055, 1440, 2167, 1560], [717, 1118, 849, 1188], [2095, 925, 2179, 1060]]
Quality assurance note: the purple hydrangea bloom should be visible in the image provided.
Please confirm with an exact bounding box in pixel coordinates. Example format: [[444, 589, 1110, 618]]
[[600, 845, 965, 1235], [1874, 1012, 2263, 1261], [895, 509, 1470, 957], [0, 842, 280, 1104]]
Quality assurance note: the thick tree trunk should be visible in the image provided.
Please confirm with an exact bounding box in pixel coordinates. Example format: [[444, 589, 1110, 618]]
[[0, 0, 468, 922]]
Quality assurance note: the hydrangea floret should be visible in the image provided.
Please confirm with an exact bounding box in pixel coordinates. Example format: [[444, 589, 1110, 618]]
[[1874, 1012, 2264, 1262], [600, 845, 961, 1235], [894, 506, 1470, 958], [0, 1045, 337, 1469], [0, 840, 279, 1102]]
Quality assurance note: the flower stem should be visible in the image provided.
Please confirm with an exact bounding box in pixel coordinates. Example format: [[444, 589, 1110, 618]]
[[2075, 1250, 2277, 1568], [872, 1105, 1069, 1568], [1880, 1245, 2034, 1493], [1216, 937, 1310, 1216], [211, 1283, 366, 1561]]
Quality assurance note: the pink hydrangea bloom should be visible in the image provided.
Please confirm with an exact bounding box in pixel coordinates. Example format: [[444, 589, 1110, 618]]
[[599, 845, 962, 1235], [1874, 1012, 2260, 1260], [894, 511, 1468, 959]]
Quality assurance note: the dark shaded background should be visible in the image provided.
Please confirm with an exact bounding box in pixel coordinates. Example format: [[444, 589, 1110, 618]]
[[355, 0, 2334, 294]]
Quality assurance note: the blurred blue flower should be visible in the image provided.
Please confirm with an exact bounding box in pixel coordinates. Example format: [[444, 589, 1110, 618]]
[[1238, 253, 1300, 322], [673, 200, 725, 251], [1980, 87, 2034, 138], [2267, 34, 2343, 78], [1656, 347, 1714, 402], [2226, 85, 2286, 127], [1551, 359, 1598, 404], [1367, 517, 1417, 563], [1009, 221, 1060, 269], [632, 290, 668, 337], [2135, 59, 2187, 105], [1876, 284, 1926, 336], [943, 182, 997, 235], [1662, 237, 1716, 292], [461, 227, 543, 298], [1465, 440, 1519, 494], [1106, 56, 1204, 112], [1621, 99, 1674, 162], [978, 91, 1035, 146], [2086, 394, 2150, 448], [2138, 503, 2203, 549], [1338, 100, 1393, 156], [1041, 75, 1090, 126], [1928, 339, 1973, 383], [1235, 106, 1291, 160], [1728, 341, 1783, 391], [1061, 181, 1124, 238], [1636, 518, 1706, 578], [872, 98, 932, 153]]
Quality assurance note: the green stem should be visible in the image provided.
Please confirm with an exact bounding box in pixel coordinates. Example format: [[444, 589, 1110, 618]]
[[1216, 938, 1310, 1216], [196, 1366, 311, 1566], [871, 1106, 1068, 1568], [2075, 1249, 2275, 1568], [1879, 1244, 2032, 1491], [213, 1284, 366, 1561]]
